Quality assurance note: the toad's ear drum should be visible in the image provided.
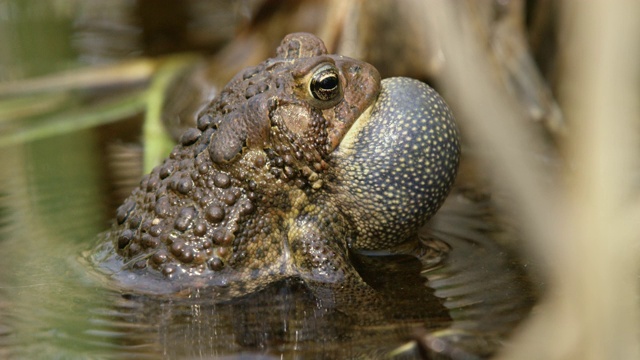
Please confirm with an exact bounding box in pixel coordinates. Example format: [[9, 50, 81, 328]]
[[331, 77, 461, 250]]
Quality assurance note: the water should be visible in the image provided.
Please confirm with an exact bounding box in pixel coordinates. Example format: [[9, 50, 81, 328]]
[[0, 127, 535, 359]]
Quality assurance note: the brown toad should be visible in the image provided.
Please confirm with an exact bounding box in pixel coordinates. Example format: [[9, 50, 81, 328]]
[[91, 33, 460, 306]]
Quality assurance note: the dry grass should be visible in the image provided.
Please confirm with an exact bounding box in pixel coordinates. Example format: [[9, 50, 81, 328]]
[[417, 1, 640, 359]]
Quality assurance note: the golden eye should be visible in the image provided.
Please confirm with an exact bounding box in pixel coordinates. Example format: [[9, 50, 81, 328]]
[[309, 64, 341, 102]]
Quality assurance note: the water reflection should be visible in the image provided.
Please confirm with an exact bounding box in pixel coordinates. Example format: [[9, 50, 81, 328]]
[[0, 128, 535, 359]]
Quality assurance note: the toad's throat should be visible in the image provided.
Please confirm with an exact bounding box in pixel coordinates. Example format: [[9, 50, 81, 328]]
[[328, 77, 460, 250]]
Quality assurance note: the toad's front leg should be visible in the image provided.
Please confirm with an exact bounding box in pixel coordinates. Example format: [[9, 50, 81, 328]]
[[287, 207, 385, 311]]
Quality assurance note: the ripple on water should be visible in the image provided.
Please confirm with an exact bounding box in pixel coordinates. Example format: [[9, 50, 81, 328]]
[[0, 138, 535, 359]]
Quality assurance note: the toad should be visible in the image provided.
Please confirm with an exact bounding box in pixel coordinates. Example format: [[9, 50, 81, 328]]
[[91, 33, 460, 307]]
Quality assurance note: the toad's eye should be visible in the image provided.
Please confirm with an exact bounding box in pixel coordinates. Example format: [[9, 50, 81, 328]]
[[309, 64, 341, 102]]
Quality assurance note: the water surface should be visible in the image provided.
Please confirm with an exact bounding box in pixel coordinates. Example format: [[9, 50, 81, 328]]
[[0, 128, 535, 359]]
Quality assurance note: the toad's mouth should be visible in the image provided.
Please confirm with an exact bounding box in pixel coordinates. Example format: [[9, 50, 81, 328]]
[[331, 99, 377, 156], [333, 77, 423, 157]]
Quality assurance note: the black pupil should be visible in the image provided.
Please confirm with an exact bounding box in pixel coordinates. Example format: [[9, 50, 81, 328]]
[[319, 74, 338, 90], [311, 68, 340, 101]]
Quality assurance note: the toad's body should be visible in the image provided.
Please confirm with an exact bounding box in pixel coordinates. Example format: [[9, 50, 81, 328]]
[[93, 33, 460, 304]]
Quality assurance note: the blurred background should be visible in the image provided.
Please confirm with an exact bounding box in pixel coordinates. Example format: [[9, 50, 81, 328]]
[[0, 1, 638, 359]]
